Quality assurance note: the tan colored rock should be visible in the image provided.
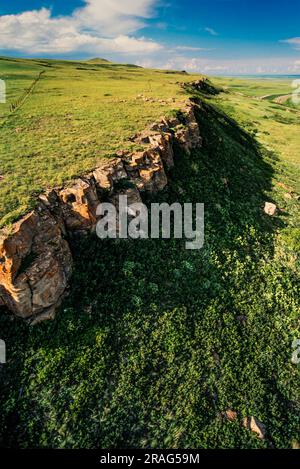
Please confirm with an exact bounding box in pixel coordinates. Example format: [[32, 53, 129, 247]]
[[223, 409, 238, 422], [149, 133, 174, 169], [135, 130, 152, 145], [58, 178, 99, 232], [38, 190, 68, 236], [164, 116, 181, 128], [183, 104, 203, 150], [243, 416, 266, 440], [0, 208, 72, 319], [149, 120, 170, 133], [93, 158, 127, 191], [173, 105, 202, 154], [0, 212, 38, 283], [264, 202, 277, 216], [124, 149, 168, 193], [175, 126, 192, 154]]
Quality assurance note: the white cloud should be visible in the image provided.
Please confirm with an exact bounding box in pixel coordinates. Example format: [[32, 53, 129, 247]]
[[73, 0, 156, 36], [282, 37, 300, 50], [205, 27, 219, 36], [0, 1, 161, 55]]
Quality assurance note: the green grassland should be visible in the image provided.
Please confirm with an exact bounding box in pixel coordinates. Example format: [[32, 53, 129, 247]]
[[0, 65, 299, 449], [0, 56, 200, 227], [213, 76, 297, 97], [211, 76, 300, 190]]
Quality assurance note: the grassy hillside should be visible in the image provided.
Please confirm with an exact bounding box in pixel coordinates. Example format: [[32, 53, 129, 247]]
[[0, 71, 299, 449], [85, 58, 112, 64], [0, 57, 200, 227], [211, 77, 300, 188], [213, 76, 298, 98]]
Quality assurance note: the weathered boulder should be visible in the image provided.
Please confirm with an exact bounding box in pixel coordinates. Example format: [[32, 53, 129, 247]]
[[124, 149, 168, 193], [0, 208, 72, 320], [175, 126, 193, 154], [223, 409, 238, 422], [93, 158, 127, 192], [57, 178, 99, 233], [175, 104, 202, 153], [243, 416, 266, 440], [264, 202, 277, 216], [149, 133, 174, 169]]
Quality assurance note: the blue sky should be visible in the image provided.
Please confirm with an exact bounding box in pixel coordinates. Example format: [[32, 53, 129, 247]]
[[0, 0, 299, 74]]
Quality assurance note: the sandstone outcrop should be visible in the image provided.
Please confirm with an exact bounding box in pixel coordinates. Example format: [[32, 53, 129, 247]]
[[0, 208, 72, 320], [0, 97, 202, 322]]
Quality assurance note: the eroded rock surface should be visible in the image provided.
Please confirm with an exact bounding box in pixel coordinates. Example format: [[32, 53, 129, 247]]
[[243, 416, 266, 440], [0, 208, 72, 320]]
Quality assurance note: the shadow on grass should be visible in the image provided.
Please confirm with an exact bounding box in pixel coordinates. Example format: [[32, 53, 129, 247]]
[[1, 99, 298, 449]]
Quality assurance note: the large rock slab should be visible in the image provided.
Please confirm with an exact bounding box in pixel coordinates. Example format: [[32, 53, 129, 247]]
[[0, 207, 72, 320]]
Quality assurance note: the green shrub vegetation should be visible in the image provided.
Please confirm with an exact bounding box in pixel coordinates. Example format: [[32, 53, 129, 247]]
[[0, 65, 299, 449]]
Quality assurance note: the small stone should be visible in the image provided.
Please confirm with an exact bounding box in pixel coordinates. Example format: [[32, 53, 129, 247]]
[[264, 202, 277, 216], [243, 416, 266, 440], [223, 409, 238, 422]]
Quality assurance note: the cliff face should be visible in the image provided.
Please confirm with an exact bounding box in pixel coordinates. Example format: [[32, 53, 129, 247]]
[[0, 100, 202, 324]]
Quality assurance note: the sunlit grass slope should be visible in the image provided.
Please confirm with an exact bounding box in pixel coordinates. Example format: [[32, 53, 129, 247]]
[[1, 77, 299, 449], [0, 57, 200, 227], [211, 76, 300, 192]]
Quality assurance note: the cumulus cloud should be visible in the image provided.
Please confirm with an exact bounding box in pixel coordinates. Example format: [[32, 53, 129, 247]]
[[0, 0, 162, 55], [73, 0, 156, 36]]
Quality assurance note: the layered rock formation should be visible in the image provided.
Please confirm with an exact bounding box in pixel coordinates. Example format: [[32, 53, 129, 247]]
[[0, 100, 202, 323]]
